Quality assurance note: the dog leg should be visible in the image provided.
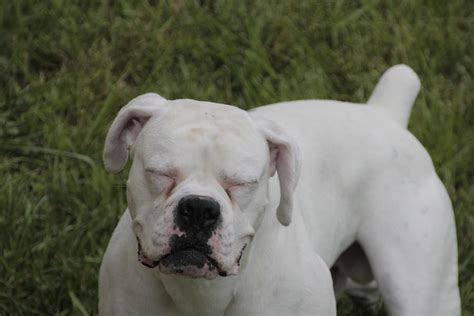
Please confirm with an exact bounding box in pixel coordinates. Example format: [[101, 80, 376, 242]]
[[358, 175, 461, 316]]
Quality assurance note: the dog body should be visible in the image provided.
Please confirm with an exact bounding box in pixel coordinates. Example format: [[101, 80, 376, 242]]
[[99, 65, 460, 315]]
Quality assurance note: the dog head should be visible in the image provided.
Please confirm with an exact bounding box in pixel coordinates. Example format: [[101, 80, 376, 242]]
[[103, 93, 301, 279]]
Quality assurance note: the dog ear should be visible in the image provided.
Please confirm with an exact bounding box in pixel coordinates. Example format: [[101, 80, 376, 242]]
[[103, 93, 167, 173], [251, 115, 302, 226]]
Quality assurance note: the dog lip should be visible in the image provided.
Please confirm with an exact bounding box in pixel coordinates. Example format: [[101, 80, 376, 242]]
[[139, 258, 160, 268], [159, 248, 220, 270], [136, 239, 219, 271]]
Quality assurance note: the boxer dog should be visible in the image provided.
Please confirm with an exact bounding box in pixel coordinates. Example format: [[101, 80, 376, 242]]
[[99, 65, 460, 315]]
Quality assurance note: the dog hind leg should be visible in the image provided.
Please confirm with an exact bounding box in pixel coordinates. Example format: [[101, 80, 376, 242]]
[[357, 175, 461, 316]]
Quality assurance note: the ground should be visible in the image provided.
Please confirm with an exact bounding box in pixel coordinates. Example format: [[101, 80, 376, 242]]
[[1, 1, 473, 314]]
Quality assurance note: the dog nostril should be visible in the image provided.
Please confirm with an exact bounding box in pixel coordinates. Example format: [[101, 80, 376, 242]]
[[203, 207, 219, 227], [182, 207, 190, 217]]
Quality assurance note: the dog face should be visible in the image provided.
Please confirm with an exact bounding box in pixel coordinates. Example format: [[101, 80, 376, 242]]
[[103, 94, 301, 279]]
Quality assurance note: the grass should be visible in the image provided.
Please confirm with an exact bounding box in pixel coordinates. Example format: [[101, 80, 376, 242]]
[[1, 0, 473, 314]]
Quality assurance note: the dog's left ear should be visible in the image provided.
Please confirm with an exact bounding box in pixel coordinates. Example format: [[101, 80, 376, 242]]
[[250, 114, 302, 226], [103, 93, 167, 173]]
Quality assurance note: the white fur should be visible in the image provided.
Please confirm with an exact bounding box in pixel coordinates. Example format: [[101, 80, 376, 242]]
[[99, 65, 460, 315]]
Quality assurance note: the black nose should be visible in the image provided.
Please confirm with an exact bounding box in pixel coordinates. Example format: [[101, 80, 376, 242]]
[[175, 195, 221, 232]]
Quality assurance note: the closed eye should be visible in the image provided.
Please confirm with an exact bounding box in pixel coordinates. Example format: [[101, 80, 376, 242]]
[[225, 180, 258, 198], [145, 168, 177, 196], [228, 180, 258, 188], [145, 168, 177, 180]]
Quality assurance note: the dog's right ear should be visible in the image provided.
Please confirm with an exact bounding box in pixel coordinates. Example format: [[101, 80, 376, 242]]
[[103, 93, 167, 173]]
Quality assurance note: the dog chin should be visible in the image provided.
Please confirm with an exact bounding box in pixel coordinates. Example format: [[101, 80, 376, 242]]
[[158, 249, 244, 279]]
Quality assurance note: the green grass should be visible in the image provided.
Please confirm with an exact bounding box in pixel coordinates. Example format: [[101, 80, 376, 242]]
[[1, 0, 473, 314]]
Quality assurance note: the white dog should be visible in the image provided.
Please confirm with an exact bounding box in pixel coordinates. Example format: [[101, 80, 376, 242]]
[[99, 65, 460, 315]]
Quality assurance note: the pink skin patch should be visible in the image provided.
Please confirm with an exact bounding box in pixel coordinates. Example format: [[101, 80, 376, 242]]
[[207, 231, 222, 258]]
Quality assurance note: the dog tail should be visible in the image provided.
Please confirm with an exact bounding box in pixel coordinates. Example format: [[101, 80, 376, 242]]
[[367, 64, 421, 127]]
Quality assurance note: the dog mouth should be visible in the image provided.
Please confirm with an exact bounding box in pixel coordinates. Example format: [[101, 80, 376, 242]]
[[159, 248, 221, 278], [137, 238, 246, 279]]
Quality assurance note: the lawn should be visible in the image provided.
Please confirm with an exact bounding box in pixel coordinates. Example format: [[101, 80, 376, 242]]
[[1, 0, 473, 314]]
